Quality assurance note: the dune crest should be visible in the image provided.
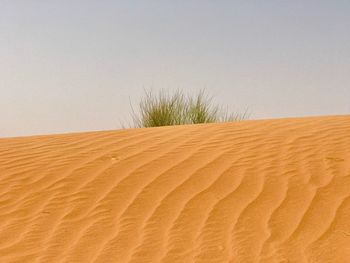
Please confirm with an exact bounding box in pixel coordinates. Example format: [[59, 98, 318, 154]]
[[1, 116, 350, 262]]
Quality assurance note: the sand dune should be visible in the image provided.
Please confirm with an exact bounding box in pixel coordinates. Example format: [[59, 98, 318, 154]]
[[0, 115, 350, 262]]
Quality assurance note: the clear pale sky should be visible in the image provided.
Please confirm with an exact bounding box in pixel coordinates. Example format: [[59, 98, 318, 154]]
[[1, 1, 349, 137]]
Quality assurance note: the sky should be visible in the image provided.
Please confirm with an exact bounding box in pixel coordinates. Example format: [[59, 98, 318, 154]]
[[1, 1, 349, 137]]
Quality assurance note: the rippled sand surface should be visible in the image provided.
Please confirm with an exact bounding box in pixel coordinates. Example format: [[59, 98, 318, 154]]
[[0, 115, 349, 262]]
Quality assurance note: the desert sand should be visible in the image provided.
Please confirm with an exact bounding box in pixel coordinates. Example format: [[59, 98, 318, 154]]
[[0, 115, 349, 262]]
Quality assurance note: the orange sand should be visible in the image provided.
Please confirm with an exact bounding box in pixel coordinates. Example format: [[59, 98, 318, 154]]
[[0, 115, 350, 263]]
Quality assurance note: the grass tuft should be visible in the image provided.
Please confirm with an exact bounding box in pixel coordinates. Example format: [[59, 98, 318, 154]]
[[131, 89, 247, 128]]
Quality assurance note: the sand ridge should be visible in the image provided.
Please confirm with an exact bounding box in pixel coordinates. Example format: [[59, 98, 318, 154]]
[[0, 115, 350, 262]]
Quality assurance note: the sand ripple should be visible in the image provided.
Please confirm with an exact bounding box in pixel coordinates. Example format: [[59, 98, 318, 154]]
[[0, 116, 350, 262]]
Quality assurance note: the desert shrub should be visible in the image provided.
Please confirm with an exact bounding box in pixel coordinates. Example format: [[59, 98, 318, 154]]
[[131, 89, 247, 128]]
